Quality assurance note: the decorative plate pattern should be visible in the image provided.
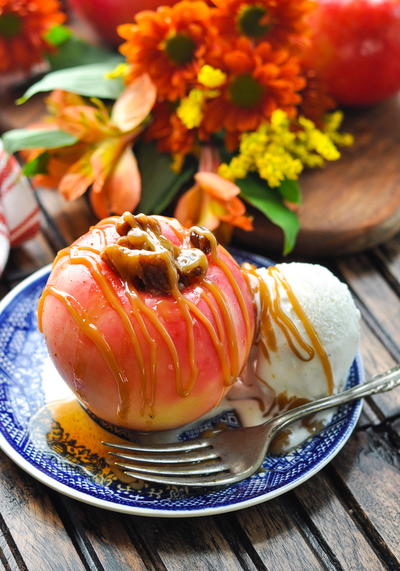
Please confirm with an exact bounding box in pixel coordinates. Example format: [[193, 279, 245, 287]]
[[0, 251, 363, 517]]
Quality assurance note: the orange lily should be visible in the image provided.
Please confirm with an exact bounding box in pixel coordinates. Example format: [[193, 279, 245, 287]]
[[25, 75, 156, 218], [175, 146, 253, 235]]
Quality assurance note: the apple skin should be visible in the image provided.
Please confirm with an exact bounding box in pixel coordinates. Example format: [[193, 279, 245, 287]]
[[68, 0, 177, 46], [305, 0, 400, 105], [40, 217, 255, 431]]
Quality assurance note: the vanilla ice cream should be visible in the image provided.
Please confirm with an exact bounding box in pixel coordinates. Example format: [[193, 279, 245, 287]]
[[251, 263, 360, 401]]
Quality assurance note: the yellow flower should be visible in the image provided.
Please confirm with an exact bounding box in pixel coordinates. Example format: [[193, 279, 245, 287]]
[[198, 65, 227, 88], [219, 110, 353, 187], [177, 89, 206, 129]]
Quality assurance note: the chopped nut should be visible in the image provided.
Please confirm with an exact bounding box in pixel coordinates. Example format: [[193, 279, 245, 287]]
[[189, 226, 217, 257], [103, 213, 218, 295]]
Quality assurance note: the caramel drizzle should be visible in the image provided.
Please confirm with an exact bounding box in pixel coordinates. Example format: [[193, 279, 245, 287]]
[[38, 219, 253, 420], [40, 286, 130, 418], [248, 265, 334, 395], [213, 255, 252, 357], [203, 280, 239, 380], [68, 249, 148, 414]]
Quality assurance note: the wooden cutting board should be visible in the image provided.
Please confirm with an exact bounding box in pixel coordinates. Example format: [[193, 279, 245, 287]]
[[1, 89, 400, 259], [236, 94, 400, 257]]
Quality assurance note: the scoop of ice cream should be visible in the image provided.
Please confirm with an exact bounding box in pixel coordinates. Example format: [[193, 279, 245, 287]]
[[251, 262, 360, 401]]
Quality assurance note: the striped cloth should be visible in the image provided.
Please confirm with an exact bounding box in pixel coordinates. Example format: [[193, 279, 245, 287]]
[[0, 140, 40, 274]]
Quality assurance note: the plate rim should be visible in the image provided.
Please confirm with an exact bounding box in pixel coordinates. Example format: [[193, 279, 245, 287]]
[[0, 263, 364, 518]]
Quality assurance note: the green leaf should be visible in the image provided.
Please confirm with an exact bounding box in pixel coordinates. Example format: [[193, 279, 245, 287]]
[[22, 151, 50, 176], [2, 128, 78, 154], [17, 60, 124, 104], [278, 178, 302, 204], [136, 142, 197, 214], [237, 175, 300, 255], [45, 25, 72, 47], [47, 35, 114, 71]]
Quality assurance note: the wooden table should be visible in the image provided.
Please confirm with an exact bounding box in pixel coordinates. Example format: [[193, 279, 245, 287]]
[[1, 183, 399, 571], [1, 104, 400, 571]]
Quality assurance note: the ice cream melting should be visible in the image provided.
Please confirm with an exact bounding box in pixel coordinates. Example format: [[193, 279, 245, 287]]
[[243, 262, 361, 403]]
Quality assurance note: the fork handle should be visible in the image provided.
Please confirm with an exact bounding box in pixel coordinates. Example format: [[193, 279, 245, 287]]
[[269, 365, 400, 434]]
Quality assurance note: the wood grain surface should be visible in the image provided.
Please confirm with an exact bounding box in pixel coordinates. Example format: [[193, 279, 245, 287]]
[[1, 92, 400, 571], [235, 94, 400, 257]]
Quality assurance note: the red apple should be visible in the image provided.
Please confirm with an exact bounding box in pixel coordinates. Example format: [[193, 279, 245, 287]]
[[39, 215, 255, 431], [305, 0, 400, 105], [68, 0, 177, 46]]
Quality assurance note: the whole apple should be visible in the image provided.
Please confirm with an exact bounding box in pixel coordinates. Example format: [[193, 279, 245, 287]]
[[39, 215, 255, 431], [68, 0, 177, 46], [305, 0, 400, 105]]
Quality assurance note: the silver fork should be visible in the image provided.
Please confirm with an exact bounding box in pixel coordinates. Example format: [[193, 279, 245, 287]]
[[103, 366, 400, 487]]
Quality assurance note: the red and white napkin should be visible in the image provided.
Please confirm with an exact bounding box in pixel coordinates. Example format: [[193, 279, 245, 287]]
[[0, 140, 40, 275]]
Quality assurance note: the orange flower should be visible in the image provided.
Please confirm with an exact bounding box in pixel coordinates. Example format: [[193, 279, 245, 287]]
[[118, 1, 215, 101], [212, 0, 315, 47], [0, 0, 65, 74], [25, 75, 157, 218], [175, 146, 252, 233], [202, 37, 305, 142], [145, 102, 195, 155]]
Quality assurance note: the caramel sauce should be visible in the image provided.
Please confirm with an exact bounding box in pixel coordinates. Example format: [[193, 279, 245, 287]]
[[38, 216, 254, 423], [28, 399, 145, 487], [244, 265, 334, 395], [40, 286, 131, 418]]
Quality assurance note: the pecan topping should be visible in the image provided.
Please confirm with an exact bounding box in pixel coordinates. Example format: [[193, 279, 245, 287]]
[[102, 213, 217, 294]]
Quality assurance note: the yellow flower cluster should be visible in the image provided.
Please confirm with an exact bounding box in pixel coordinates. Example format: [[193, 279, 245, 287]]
[[177, 65, 224, 129], [218, 110, 353, 188]]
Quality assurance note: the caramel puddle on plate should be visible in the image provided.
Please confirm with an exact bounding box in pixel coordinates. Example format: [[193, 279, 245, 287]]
[[28, 398, 145, 490]]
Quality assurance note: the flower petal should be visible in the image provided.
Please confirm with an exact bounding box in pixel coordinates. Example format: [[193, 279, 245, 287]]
[[111, 74, 157, 132], [89, 186, 110, 219], [59, 150, 95, 201], [90, 138, 124, 194], [174, 184, 203, 228], [103, 147, 142, 214], [195, 172, 240, 201]]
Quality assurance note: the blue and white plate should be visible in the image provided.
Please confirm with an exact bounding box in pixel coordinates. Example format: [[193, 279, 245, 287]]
[[0, 251, 363, 517]]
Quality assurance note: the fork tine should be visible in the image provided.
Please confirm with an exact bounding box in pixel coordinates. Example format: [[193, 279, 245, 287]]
[[121, 470, 238, 487], [108, 449, 218, 464], [115, 461, 227, 476], [102, 440, 209, 453]]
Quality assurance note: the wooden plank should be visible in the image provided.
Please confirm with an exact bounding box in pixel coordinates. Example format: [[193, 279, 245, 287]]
[[336, 255, 400, 357], [374, 235, 400, 288], [331, 428, 400, 565], [36, 188, 96, 246], [294, 470, 386, 570], [0, 453, 85, 571], [125, 515, 245, 570], [360, 320, 400, 421], [232, 499, 330, 570], [0, 514, 27, 571], [56, 497, 149, 571]]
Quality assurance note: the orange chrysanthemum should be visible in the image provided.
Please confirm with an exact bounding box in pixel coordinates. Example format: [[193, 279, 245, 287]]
[[212, 0, 315, 47], [145, 102, 195, 155], [119, 1, 215, 101], [201, 37, 305, 143], [0, 0, 65, 74]]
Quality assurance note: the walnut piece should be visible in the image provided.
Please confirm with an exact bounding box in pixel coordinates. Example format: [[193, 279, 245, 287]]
[[101, 213, 217, 295]]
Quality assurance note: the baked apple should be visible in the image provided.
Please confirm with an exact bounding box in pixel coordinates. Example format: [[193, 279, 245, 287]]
[[38, 213, 255, 431]]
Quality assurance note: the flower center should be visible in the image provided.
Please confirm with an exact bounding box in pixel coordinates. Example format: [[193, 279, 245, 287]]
[[237, 5, 271, 39], [229, 74, 263, 108], [165, 33, 196, 66], [0, 13, 22, 38]]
